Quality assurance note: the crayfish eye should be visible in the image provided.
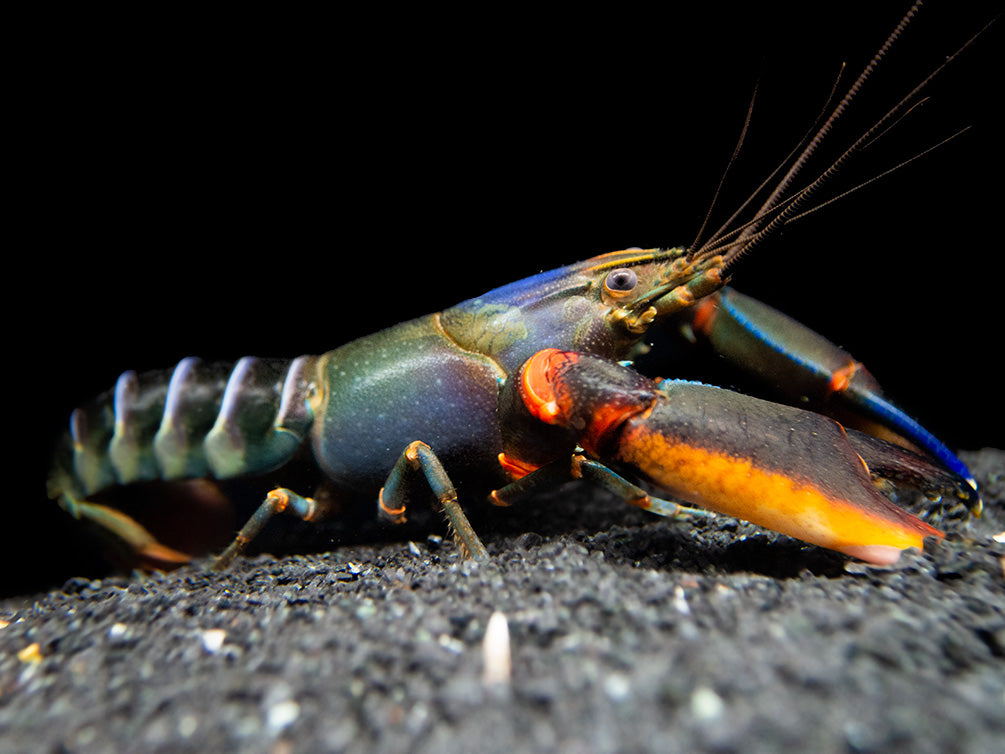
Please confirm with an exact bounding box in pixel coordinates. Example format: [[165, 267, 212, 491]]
[[604, 268, 638, 297]]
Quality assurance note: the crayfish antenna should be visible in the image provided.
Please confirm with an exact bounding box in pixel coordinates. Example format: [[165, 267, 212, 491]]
[[690, 62, 846, 260], [690, 2, 995, 276], [689, 79, 758, 255], [720, 1, 923, 271], [724, 10, 996, 272]]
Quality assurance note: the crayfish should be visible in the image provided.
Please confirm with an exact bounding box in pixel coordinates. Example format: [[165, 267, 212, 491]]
[[47, 2, 988, 573]]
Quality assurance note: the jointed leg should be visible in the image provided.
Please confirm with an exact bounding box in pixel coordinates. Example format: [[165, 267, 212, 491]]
[[214, 487, 323, 570], [491, 453, 713, 521], [379, 441, 489, 560]]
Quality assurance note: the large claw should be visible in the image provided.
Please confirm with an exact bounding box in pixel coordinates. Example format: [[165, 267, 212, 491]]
[[505, 349, 966, 565]]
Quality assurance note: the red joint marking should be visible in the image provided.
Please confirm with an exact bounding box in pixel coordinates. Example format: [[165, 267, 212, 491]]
[[267, 488, 291, 512], [521, 349, 578, 424], [302, 496, 318, 521], [498, 452, 539, 480], [691, 297, 719, 336], [828, 361, 861, 396], [576, 398, 654, 459], [378, 488, 406, 518], [570, 455, 585, 479], [627, 495, 651, 510], [405, 441, 426, 464], [489, 490, 511, 507]]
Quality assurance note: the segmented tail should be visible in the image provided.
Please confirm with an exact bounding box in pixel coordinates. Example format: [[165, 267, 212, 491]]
[[49, 355, 319, 504]]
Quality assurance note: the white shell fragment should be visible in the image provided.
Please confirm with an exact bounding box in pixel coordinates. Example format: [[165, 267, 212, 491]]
[[482, 611, 511, 685], [200, 629, 227, 654]]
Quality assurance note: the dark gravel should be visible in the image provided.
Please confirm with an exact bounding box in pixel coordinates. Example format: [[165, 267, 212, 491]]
[[2, 448, 1002, 754]]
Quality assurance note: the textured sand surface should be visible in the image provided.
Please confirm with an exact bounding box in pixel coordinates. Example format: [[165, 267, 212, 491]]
[[2, 449, 1002, 754]]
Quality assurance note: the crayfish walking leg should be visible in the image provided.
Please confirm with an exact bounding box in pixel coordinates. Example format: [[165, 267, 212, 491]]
[[211, 440, 491, 568], [213, 488, 325, 570], [492, 453, 714, 522], [378, 441, 489, 560]]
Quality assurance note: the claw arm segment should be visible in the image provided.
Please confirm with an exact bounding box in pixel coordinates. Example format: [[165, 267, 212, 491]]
[[378, 441, 488, 560], [688, 287, 978, 496]]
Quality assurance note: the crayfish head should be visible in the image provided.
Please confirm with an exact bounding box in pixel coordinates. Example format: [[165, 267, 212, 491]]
[[440, 245, 728, 374], [581, 247, 728, 337]]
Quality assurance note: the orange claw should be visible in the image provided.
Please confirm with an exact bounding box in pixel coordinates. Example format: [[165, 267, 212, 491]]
[[510, 349, 946, 565], [614, 426, 941, 564]]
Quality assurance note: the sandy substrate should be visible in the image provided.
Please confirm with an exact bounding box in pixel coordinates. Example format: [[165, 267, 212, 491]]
[[2, 449, 1002, 754]]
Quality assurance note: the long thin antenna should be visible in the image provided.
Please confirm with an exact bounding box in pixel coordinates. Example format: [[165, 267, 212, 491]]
[[692, 62, 847, 257], [689, 82, 758, 254], [750, 2, 922, 228], [779, 127, 970, 227], [721, 11, 993, 273]]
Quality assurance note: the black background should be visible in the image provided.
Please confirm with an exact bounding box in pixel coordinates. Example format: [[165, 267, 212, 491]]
[[14, 2, 1003, 594]]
